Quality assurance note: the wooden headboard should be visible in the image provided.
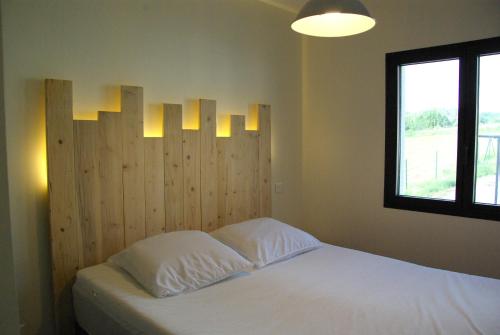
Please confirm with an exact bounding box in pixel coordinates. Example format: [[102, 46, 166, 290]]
[[45, 79, 271, 334]]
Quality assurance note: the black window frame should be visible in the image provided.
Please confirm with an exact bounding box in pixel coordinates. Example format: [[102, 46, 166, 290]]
[[384, 36, 500, 221]]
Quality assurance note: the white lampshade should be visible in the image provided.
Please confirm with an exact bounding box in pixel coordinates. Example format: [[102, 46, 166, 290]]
[[291, 0, 376, 37]]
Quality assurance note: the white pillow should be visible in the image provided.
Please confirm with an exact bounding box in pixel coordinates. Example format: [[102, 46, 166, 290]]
[[108, 231, 253, 298], [210, 217, 322, 268]]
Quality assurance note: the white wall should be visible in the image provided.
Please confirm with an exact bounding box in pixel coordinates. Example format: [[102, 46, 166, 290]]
[[1, 0, 302, 333], [302, 0, 500, 278]]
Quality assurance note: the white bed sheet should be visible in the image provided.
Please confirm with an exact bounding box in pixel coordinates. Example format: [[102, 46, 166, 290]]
[[73, 244, 500, 335]]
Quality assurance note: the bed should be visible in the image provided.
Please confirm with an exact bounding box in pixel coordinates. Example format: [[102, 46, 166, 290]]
[[74, 243, 500, 335], [44, 79, 500, 334]]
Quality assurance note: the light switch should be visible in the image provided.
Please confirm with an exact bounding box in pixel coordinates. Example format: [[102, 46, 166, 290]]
[[274, 182, 284, 194]]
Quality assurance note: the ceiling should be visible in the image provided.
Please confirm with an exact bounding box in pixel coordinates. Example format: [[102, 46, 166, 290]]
[[258, 0, 305, 13]]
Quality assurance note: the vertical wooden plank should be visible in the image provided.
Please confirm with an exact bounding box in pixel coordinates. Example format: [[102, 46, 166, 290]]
[[246, 130, 260, 219], [229, 115, 246, 225], [164, 104, 184, 231], [200, 99, 218, 232], [229, 115, 259, 224], [45, 79, 80, 335], [74, 120, 102, 266], [144, 138, 165, 236], [183, 130, 201, 230], [258, 105, 272, 217], [121, 86, 146, 246], [217, 115, 259, 226], [231, 115, 246, 137], [217, 116, 243, 227], [216, 137, 230, 229], [99, 112, 125, 259]]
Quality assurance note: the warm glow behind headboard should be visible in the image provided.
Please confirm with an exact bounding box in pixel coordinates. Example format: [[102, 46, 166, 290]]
[[44, 79, 271, 334]]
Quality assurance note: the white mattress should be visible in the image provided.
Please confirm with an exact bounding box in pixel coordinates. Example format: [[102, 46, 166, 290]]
[[74, 244, 500, 335]]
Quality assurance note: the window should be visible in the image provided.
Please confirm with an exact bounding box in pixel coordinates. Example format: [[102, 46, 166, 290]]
[[385, 36, 500, 221]]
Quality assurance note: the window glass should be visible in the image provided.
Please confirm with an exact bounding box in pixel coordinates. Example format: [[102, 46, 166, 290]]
[[398, 60, 460, 200], [474, 53, 500, 205]]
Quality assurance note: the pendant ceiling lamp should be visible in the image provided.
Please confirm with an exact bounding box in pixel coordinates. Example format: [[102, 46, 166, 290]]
[[291, 0, 376, 37]]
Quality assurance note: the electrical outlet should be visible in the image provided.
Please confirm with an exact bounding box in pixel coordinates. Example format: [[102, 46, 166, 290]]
[[274, 182, 284, 194]]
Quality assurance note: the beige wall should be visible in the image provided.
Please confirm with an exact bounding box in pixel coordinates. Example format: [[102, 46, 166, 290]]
[[1, 0, 302, 333], [0, 2, 20, 334], [302, 0, 500, 278]]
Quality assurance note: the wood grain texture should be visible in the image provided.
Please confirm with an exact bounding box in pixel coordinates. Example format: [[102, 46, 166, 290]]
[[200, 100, 218, 232], [216, 137, 230, 228], [74, 120, 102, 266], [247, 130, 261, 219], [45, 79, 80, 334], [144, 138, 166, 236], [164, 104, 184, 232], [217, 115, 259, 226], [227, 115, 246, 224], [182, 130, 201, 230], [230, 115, 260, 223], [121, 86, 146, 246], [46, 80, 273, 335], [98, 112, 125, 259], [258, 105, 272, 217]]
